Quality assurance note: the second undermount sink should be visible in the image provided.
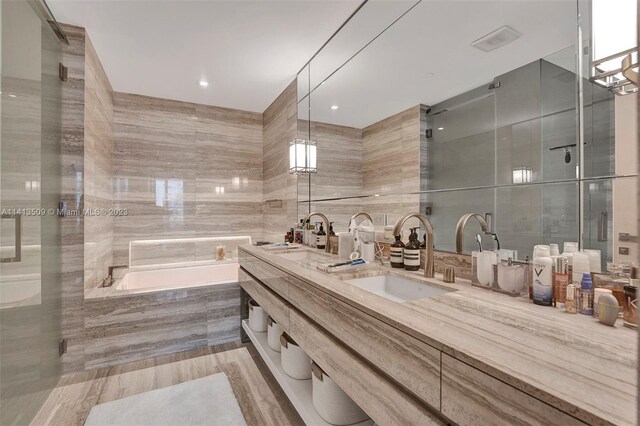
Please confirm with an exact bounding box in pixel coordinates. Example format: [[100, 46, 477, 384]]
[[345, 274, 450, 303]]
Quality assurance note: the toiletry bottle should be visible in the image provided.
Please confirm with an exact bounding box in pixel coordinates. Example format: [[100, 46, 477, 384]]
[[390, 235, 405, 268], [329, 222, 336, 237], [553, 257, 569, 308], [316, 222, 326, 250], [524, 256, 533, 300], [566, 284, 577, 313], [532, 257, 553, 306], [404, 228, 421, 272], [294, 219, 303, 244], [579, 272, 594, 315]]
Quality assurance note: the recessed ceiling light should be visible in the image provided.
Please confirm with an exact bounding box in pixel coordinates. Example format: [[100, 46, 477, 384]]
[[374, 194, 380, 197], [330, 105, 339, 110], [437, 127, 444, 130], [198, 80, 209, 87], [8, 94, 16, 98]]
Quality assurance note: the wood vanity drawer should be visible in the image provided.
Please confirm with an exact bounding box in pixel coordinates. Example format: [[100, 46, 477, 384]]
[[239, 251, 290, 298], [288, 280, 441, 410], [238, 268, 290, 332], [289, 310, 444, 426], [441, 354, 584, 426]]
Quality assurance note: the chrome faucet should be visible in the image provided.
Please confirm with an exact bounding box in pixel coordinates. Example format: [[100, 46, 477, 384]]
[[393, 213, 434, 278], [348, 212, 372, 231], [303, 211, 332, 253], [455, 213, 489, 254]]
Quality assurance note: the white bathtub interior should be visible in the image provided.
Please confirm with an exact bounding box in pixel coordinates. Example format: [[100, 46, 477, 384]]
[[116, 262, 239, 291]]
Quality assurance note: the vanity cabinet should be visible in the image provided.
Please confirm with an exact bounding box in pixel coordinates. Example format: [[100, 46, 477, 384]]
[[239, 249, 596, 426], [441, 354, 585, 426], [289, 310, 444, 425], [288, 279, 441, 409], [238, 268, 291, 333]]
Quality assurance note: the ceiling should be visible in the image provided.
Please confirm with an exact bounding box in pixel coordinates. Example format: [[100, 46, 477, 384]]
[[48, 0, 361, 112], [306, 0, 579, 128]]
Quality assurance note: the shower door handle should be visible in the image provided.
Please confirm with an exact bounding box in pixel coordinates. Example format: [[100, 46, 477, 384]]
[[1, 213, 22, 263]]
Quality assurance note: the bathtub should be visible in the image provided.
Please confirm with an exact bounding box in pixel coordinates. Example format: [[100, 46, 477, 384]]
[[114, 262, 239, 292], [85, 261, 243, 369]]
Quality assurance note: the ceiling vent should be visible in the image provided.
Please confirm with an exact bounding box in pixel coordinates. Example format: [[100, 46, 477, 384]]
[[472, 26, 521, 52]]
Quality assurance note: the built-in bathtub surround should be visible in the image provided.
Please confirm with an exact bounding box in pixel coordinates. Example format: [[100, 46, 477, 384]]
[[84, 35, 114, 291], [83, 235, 249, 369], [84, 273, 241, 369], [262, 80, 299, 243], [112, 93, 264, 265]]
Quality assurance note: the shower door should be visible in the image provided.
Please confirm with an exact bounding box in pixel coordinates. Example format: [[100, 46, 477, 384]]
[[0, 1, 64, 424]]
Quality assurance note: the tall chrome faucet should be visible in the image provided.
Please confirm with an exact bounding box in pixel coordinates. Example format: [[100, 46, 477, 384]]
[[455, 213, 489, 254], [303, 211, 332, 253], [393, 213, 434, 278], [348, 212, 372, 231]]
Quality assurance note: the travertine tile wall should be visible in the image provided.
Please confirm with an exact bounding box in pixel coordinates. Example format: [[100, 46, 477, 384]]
[[362, 105, 421, 216], [60, 24, 87, 373], [83, 35, 114, 290], [299, 120, 363, 232], [112, 94, 263, 265], [262, 80, 299, 242], [360, 105, 422, 228], [299, 105, 425, 232]]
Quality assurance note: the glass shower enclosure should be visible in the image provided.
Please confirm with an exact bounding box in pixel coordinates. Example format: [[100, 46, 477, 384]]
[[0, 0, 65, 424]]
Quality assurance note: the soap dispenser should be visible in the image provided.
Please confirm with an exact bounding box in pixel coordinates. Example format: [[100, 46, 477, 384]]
[[404, 228, 421, 271], [390, 235, 405, 268], [316, 222, 327, 250]]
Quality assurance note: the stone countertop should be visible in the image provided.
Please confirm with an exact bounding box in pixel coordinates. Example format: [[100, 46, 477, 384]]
[[239, 244, 637, 426]]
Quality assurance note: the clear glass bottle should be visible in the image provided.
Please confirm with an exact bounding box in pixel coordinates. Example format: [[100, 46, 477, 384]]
[[566, 284, 577, 314]]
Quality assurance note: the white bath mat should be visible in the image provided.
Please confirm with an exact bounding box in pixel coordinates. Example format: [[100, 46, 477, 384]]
[[84, 372, 247, 426]]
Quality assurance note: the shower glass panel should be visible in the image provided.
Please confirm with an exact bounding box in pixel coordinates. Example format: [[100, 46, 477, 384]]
[[0, 1, 64, 424], [428, 94, 495, 190]]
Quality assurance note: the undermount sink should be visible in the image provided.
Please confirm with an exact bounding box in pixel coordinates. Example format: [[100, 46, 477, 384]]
[[345, 274, 449, 303]]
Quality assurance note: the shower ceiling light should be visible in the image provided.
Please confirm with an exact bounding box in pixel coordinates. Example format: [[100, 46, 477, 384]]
[[289, 138, 317, 174], [199, 80, 209, 87], [471, 26, 521, 52], [330, 105, 339, 110], [512, 167, 532, 184]]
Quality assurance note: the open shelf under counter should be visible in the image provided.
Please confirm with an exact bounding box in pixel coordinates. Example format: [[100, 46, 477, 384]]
[[241, 320, 375, 426]]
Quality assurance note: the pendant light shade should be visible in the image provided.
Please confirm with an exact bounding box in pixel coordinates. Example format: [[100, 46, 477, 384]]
[[289, 138, 317, 174]]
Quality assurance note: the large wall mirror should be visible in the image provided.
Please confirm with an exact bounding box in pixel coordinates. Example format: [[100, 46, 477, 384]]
[[297, 0, 638, 268]]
